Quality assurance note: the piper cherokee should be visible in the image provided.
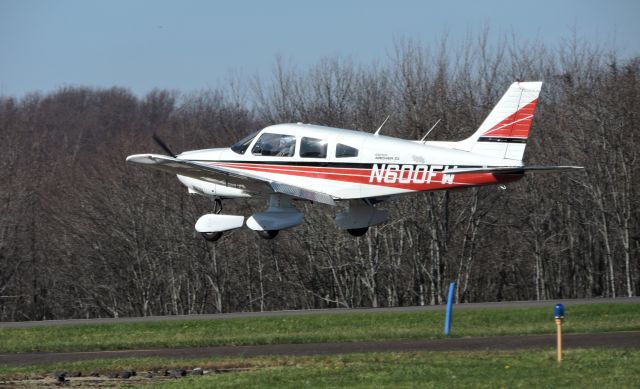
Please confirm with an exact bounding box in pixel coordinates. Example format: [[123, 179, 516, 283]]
[[126, 81, 582, 241]]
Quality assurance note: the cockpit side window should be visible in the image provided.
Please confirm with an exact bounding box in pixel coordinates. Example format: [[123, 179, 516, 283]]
[[231, 131, 259, 154], [336, 143, 359, 158], [300, 137, 328, 158], [251, 133, 296, 157]]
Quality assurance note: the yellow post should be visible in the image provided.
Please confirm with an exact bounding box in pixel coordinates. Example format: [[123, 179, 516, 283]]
[[555, 318, 563, 362], [554, 303, 565, 363]]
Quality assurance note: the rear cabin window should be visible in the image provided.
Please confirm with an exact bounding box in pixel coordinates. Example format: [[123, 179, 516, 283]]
[[300, 137, 328, 158], [251, 133, 296, 157], [336, 143, 359, 158]]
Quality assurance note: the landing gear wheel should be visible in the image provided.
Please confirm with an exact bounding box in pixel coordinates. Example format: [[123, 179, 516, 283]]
[[257, 230, 279, 239], [347, 227, 368, 237], [201, 231, 223, 242]]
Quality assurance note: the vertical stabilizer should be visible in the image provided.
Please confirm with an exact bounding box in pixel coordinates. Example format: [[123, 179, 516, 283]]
[[460, 82, 542, 161]]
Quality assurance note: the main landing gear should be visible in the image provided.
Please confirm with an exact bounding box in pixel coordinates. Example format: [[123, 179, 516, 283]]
[[336, 200, 388, 238], [347, 227, 369, 237], [246, 194, 303, 240], [201, 199, 224, 242], [256, 230, 279, 239]]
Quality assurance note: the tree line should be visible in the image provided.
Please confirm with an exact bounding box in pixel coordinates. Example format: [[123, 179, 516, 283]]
[[0, 35, 638, 320]]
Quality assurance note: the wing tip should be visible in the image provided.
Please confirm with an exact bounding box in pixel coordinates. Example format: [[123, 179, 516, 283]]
[[126, 154, 174, 165]]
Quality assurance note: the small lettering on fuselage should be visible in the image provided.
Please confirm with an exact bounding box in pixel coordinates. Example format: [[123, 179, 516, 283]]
[[369, 164, 456, 185]]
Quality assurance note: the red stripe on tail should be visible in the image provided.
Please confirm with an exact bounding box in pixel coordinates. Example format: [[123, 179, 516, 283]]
[[482, 98, 538, 138]]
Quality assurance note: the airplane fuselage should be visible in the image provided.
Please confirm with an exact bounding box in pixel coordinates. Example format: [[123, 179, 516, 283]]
[[176, 123, 523, 201]]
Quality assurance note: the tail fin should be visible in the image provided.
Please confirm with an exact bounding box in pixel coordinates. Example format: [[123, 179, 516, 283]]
[[462, 81, 542, 161]]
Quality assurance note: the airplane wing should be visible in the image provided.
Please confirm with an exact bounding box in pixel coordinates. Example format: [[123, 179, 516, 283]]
[[126, 154, 336, 206], [443, 165, 584, 174]]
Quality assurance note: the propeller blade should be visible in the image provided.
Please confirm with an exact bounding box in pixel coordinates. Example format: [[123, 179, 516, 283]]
[[152, 134, 176, 158]]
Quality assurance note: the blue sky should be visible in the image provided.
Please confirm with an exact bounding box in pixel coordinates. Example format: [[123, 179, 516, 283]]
[[1, 0, 638, 97]]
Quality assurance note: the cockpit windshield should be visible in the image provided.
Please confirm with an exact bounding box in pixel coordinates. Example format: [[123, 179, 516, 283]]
[[230, 131, 259, 154]]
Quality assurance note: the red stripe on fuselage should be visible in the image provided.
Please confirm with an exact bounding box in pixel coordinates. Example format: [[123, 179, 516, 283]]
[[211, 162, 522, 191], [215, 162, 370, 178]]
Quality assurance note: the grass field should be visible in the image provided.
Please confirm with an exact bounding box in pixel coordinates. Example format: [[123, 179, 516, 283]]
[[1, 303, 639, 388], [1, 349, 639, 388], [0, 303, 639, 354], [148, 349, 640, 389]]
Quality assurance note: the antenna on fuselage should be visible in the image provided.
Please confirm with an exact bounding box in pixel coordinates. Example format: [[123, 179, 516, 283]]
[[374, 114, 391, 136], [420, 118, 441, 143]]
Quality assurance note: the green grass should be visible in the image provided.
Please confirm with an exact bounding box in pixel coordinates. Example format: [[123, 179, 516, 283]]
[[160, 350, 640, 388], [0, 303, 638, 354], [2, 349, 638, 388], [149, 349, 640, 389]]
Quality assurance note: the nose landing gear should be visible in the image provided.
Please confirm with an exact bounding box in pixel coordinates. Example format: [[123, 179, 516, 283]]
[[202, 231, 223, 241]]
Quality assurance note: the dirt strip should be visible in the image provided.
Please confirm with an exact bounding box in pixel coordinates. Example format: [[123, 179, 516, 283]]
[[1, 331, 638, 366]]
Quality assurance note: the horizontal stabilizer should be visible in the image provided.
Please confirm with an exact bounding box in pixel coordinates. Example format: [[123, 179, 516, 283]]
[[444, 166, 584, 174]]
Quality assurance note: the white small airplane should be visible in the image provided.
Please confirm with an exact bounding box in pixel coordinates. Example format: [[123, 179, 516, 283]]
[[127, 81, 582, 241]]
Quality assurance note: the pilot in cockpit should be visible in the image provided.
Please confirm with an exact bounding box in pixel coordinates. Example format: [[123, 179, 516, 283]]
[[276, 136, 295, 156]]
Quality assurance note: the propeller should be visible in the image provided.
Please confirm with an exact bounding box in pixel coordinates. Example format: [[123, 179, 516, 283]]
[[152, 133, 177, 158]]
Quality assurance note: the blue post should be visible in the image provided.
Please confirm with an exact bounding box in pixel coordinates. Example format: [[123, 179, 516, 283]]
[[444, 281, 456, 336]]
